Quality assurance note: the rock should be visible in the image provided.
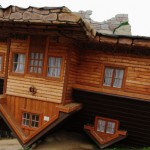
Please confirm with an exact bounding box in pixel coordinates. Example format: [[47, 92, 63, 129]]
[[31, 13, 42, 20], [114, 25, 131, 35], [4, 7, 11, 18], [98, 29, 113, 34], [10, 12, 22, 20], [16, 7, 26, 14], [11, 6, 16, 13], [50, 9, 60, 13], [33, 8, 49, 15], [23, 11, 32, 20], [100, 24, 109, 30], [43, 13, 57, 21], [0, 9, 3, 18], [59, 13, 80, 22], [62, 7, 71, 13]]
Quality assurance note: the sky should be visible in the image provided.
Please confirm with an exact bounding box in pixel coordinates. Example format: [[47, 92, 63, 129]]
[[1, 0, 150, 36]]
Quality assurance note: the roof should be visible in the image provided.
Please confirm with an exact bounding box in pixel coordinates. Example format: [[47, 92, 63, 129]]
[[0, 5, 96, 38], [0, 5, 150, 49]]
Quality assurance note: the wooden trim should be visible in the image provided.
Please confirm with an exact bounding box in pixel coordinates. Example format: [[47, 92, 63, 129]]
[[43, 36, 49, 77], [3, 38, 11, 94], [24, 36, 30, 75], [9, 51, 26, 77], [62, 48, 71, 104], [102, 64, 127, 90], [20, 109, 43, 130], [26, 35, 47, 77], [94, 116, 119, 134], [45, 53, 65, 82]]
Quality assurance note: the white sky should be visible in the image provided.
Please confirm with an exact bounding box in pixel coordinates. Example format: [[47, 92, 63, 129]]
[[1, 0, 150, 36]]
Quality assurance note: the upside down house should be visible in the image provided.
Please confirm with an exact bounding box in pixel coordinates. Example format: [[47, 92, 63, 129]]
[[0, 5, 149, 149]]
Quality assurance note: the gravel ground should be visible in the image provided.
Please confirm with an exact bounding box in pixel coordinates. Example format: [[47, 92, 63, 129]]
[[0, 131, 99, 150]]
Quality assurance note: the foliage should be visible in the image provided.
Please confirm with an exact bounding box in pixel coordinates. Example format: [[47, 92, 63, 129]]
[[113, 21, 129, 34]]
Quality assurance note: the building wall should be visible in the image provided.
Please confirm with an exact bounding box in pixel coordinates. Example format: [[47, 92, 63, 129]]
[[74, 49, 150, 101], [0, 41, 7, 78], [64, 48, 79, 104], [71, 89, 150, 146], [6, 37, 71, 103]]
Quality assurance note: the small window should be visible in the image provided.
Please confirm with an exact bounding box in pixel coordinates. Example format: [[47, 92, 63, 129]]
[[95, 117, 117, 135], [47, 56, 62, 78], [22, 113, 30, 126], [0, 55, 3, 72], [31, 114, 39, 128], [29, 52, 43, 74], [22, 112, 40, 128], [106, 121, 115, 134], [12, 53, 25, 73], [103, 67, 124, 88], [97, 120, 106, 132]]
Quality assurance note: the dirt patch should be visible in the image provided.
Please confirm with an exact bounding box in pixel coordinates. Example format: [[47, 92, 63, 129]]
[[0, 131, 98, 150]]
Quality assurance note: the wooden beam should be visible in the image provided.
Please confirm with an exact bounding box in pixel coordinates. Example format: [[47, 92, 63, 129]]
[[3, 37, 11, 94]]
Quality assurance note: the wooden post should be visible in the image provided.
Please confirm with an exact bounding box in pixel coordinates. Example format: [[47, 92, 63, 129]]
[[62, 47, 71, 105], [3, 37, 11, 94]]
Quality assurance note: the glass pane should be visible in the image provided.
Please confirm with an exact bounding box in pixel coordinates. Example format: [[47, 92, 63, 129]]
[[31, 53, 34, 59], [113, 69, 124, 88], [35, 53, 39, 59], [13, 53, 25, 73], [40, 53, 43, 59], [103, 68, 113, 86], [97, 120, 106, 132], [106, 121, 115, 134]]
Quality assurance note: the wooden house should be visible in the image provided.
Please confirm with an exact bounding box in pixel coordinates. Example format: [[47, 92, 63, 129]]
[[0, 5, 149, 148]]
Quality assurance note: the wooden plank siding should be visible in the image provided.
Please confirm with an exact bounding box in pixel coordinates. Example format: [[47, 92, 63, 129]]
[[5, 95, 59, 136], [0, 41, 7, 78], [6, 37, 71, 103], [64, 48, 79, 104], [74, 49, 150, 101], [70, 89, 150, 146]]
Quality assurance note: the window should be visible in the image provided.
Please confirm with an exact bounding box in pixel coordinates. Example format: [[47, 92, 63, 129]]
[[22, 112, 40, 128], [12, 53, 25, 73], [47, 56, 62, 78], [22, 113, 30, 126], [97, 120, 106, 132], [29, 53, 43, 74], [0, 55, 3, 72], [96, 118, 117, 135], [103, 67, 124, 88], [106, 121, 115, 134]]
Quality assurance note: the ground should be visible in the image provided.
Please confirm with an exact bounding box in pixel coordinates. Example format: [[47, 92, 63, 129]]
[[0, 130, 98, 150]]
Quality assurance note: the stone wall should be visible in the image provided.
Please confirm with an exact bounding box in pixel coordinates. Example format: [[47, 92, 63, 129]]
[[77, 10, 131, 35]]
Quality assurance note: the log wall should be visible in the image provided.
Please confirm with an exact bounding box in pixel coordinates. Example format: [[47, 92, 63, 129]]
[[6, 37, 71, 103], [0, 41, 7, 78], [64, 48, 79, 104], [6, 95, 59, 136], [75, 49, 150, 101]]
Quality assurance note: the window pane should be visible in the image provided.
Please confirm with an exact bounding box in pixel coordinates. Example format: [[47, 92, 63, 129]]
[[31, 114, 39, 128], [47, 57, 62, 78], [103, 68, 113, 86], [13, 53, 25, 73], [113, 69, 124, 88], [106, 121, 115, 134], [22, 113, 30, 126], [97, 120, 106, 132], [29, 52, 43, 74], [0, 56, 2, 71]]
